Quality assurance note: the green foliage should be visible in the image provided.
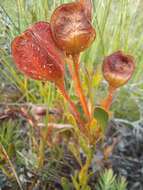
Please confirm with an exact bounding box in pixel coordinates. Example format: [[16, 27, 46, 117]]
[[0, 120, 22, 156], [82, 0, 143, 72], [97, 169, 127, 190], [113, 88, 140, 122], [94, 107, 109, 131], [61, 177, 73, 190], [0, 0, 142, 189]]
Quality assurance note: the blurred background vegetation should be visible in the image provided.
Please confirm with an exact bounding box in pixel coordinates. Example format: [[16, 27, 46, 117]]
[[0, 0, 143, 189]]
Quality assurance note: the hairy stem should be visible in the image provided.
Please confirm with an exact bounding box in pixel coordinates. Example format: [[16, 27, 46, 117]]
[[71, 54, 91, 121]]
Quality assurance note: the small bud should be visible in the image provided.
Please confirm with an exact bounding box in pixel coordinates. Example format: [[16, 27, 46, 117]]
[[102, 51, 135, 88], [50, 0, 96, 55], [11, 22, 64, 84]]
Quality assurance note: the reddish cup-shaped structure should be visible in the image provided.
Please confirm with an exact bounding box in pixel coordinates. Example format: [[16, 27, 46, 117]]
[[11, 22, 64, 84], [50, 0, 96, 55], [102, 51, 135, 88]]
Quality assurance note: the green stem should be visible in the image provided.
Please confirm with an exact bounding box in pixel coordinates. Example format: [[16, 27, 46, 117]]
[[37, 137, 45, 168]]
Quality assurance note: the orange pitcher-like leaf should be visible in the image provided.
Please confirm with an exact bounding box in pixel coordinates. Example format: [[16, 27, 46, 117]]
[[11, 22, 64, 83], [11, 22, 83, 127], [50, 0, 96, 55], [102, 51, 135, 89]]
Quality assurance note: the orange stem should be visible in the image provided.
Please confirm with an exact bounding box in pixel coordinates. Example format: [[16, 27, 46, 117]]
[[101, 86, 116, 111], [71, 54, 91, 121], [56, 80, 84, 129]]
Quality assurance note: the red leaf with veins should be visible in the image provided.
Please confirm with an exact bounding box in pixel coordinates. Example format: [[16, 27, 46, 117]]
[[11, 22, 64, 83]]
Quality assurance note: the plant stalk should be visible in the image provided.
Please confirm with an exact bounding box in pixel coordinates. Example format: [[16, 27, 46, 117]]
[[72, 54, 91, 121], [56, 80, 84, 129], [101, 86, 116, 111]]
